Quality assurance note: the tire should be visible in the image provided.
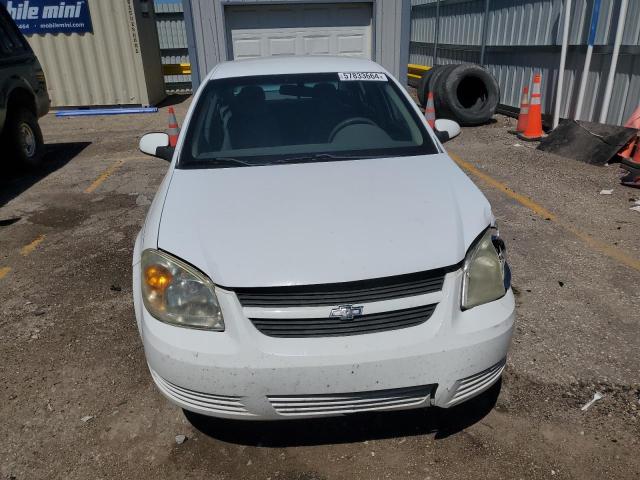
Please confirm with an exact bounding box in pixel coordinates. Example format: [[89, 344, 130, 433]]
[[5, 107, 45, 169], [416, 67, 435, 107], [425, 64, 457, 120], [417, 65, 452, 107], [431, 64, 458, 109], [436, 64, 500, 126]]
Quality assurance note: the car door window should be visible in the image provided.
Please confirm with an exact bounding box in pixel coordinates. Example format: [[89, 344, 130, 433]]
[[0, 18, 12, 57], [0, 9, 28, 57]]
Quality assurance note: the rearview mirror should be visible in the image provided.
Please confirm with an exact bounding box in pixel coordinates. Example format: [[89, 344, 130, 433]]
[[434, 119, 461, 143], [139, 132, 174, 161]]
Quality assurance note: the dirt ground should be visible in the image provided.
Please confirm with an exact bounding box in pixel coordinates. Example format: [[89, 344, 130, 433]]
[[1, 95, 639, 480]]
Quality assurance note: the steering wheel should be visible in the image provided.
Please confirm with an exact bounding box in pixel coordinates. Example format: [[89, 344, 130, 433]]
[[328, 117, 378, 142]]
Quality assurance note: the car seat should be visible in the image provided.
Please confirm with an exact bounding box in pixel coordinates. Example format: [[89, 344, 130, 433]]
[[228, 86, 281, 150]]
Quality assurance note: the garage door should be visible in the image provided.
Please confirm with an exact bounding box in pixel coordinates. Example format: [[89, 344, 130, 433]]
[[226, 3, 372, 60]]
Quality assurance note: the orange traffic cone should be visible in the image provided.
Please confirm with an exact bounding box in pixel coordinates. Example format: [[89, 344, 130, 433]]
[[619, 107, 640, 158], [425, 91, 436, 129], [620, 135, 640, 188], [167, 107, 180, 147], [619, 137, 637, 159], [518, 73, 544, 141], [624, 105, 640, 129], [516, 86, 529, 133], [632, 137, 640, 164]]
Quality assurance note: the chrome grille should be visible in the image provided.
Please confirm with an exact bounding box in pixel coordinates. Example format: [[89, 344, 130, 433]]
[[150, 369, 254, 416], [250, 304, 437, 338], [233, 268, 449, 307], [447, 358, 506, 407], [268, 385, 434, 416]]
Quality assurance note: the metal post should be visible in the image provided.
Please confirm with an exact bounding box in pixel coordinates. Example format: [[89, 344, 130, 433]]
[[479, 0, 491, 66], [575, 0, 602, 121], [433, 0, 440, 65], [181, 0, 201, 91], [599, 0, 629, 124], [553, 0, 572, 129], [399, 0, 411, 85]]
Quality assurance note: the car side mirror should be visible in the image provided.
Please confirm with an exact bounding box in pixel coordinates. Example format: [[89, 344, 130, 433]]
[[434, 119, 461, 143], [139, 132, 174, 161]]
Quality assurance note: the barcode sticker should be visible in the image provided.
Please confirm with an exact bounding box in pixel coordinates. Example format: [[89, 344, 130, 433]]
[[338, 72, 388, 82]]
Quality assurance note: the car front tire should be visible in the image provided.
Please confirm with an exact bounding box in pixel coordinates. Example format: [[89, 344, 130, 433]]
[[5, 107, 45, 169]]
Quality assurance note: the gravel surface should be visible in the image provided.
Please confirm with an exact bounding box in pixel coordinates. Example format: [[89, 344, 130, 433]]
[[1, 96, 639, 479]]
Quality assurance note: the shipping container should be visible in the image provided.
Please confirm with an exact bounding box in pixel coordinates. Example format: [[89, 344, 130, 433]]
[[14, 0, 166, 107]]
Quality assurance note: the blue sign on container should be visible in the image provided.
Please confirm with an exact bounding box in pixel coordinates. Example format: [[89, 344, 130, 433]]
[[1, 0, 93, 35]]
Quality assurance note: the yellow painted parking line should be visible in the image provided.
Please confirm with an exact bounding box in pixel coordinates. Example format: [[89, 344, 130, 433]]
[[450, 152, 640, 273], [563, 225, 640, 272], [20, 234, 46, 257], [0, 267, 11, 280], [450, 153, 556, 220], [85, 159, 126, 194]]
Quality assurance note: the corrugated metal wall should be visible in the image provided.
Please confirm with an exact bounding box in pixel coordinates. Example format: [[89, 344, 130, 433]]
[[26, 0, 165, 107], [410, 0, 640, 125], [154, 1, 192, 91], [182, 0, 411, 89]]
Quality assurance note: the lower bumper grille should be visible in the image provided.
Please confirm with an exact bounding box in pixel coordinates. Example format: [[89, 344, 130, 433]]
[[150, 369, 254, 417], [250, 304, 437, 338], [268, 385, 434, 416], [448, 358, 506, 406]]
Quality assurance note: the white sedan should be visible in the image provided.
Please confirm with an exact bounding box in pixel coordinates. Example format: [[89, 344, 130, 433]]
[[134, 56, 514, 420]]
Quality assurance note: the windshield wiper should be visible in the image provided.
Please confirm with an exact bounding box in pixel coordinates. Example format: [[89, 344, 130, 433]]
[[208, 157, 256, 167], [202, 157, 256, 167], [187, 153, 379, 169], [270, 153, 379, 165]]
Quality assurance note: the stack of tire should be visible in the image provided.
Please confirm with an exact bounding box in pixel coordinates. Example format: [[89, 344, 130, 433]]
[[417, 64, 500, 126]]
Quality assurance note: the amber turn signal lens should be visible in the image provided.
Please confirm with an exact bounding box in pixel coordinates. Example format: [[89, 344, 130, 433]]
[[145, 265, 173, 291]]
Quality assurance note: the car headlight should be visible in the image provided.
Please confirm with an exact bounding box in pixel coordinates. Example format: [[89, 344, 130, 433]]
[[141, 249, 224, 330], [461, 228, 510, 310]]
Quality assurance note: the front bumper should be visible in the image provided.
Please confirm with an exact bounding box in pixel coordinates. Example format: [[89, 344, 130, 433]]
[[36, 89, 50, 119], [134, 266, 515, 420]]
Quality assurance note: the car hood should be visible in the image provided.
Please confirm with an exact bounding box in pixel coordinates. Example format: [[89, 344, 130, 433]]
[[158, 154, 492, 287]]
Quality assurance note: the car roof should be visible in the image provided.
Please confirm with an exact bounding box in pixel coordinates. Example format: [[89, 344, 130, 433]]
[[207, 56, 387, 80]]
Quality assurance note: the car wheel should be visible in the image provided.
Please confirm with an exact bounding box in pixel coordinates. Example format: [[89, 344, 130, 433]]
[[6, 107, 45, 169]]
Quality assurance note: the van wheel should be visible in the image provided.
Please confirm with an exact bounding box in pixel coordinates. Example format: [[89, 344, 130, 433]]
[[6, 107, 45, 169]]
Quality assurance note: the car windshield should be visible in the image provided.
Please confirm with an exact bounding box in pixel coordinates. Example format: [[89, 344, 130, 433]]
[[178, 72, 438, 169]]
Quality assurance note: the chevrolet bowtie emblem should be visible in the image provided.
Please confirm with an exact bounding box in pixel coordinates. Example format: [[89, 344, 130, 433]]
[[329, 305, 364, 320]]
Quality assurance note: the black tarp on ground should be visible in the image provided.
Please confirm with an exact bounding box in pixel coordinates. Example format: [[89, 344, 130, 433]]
[[537, 120, 637, 165]]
